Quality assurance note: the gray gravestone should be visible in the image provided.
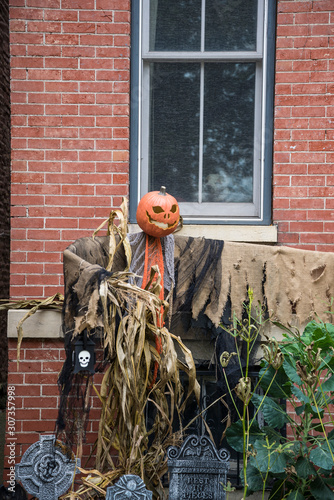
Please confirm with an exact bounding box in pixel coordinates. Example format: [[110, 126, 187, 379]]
[[15, 435, 80, 500], [106, 475, 153, 500], [167, 434, 230, 500]]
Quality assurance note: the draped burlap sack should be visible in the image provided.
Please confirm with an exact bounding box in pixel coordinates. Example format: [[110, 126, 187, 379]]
[[63, 234, 334, 333]]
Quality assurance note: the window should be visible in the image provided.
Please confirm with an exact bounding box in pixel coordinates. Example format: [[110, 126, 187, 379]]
[[130, 0, 276, 224]]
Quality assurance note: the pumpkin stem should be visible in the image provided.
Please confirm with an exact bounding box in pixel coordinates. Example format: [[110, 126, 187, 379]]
[[159, 186, 166, 195]]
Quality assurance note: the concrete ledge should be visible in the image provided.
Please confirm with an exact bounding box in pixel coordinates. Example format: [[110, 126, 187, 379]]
[[128, 224, 278, 243], [7, 309, 63, 339]]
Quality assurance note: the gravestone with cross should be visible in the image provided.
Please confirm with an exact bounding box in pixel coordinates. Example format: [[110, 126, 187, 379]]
[[167, 434, 230, 500], [15, 435, 80, 500], [106, 475, 153, 500]]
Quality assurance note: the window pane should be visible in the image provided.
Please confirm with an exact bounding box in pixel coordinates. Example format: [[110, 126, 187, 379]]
[[149, 63, 200, 202], [205, 0, 258, 51], [149, 0, 201, 51], [202, 63, 256, 203]]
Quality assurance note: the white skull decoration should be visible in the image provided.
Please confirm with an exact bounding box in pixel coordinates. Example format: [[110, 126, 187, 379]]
[[78, 350, 91, 368]]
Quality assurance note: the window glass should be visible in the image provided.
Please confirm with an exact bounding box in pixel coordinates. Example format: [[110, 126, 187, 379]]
[[149, 0, 201, 51], [205, 0, 258, 51], [203, 63, 255, 203], [149, 63, 200, 202]]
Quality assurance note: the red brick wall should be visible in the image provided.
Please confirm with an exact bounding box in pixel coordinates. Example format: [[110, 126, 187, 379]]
[[4, 339, 102, 483], [273, 0, 334, 251], [10, 0, 130, 300]]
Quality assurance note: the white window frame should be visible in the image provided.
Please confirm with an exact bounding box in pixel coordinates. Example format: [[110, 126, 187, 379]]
[[130, 0, 275, 226]]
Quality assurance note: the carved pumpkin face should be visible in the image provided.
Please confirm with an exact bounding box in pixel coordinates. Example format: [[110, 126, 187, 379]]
[[136, 186, 180, 238]]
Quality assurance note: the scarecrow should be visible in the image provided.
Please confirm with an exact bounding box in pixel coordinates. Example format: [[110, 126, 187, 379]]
[[56, 190, 202, 499]]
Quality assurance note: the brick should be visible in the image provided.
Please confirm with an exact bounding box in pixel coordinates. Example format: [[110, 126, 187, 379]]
[[78, 173, 111, 184], [274, 141, 307, 152], [28, 138, 61, 149], [62, 94, 95, 104], [309, 141, 334, 151], [95, 185, 127, 196], [61, 163, 95, 174], [324, 222, 334, 232], [273, 209, 308, 221], [45, 150, 78, 161], [62, 207, 95, 217], [300, 233, 334, 244], [61, 139, 95, 150], [11, 217, 44, 228], [275, 72, 310, 84], [45, 81, 79, 92], [14, 385, 41, 396], [12, 57, 44, 68], [45, 58, 79, 69], [62, 46, 95, 58], [277, 1, 313, 13], [307, 210, 334, 220], [44, 34, 79, 45], [78, 196, 112, 206], [28, 161, 61, 172], [15, 409, 40, 421], [308, 164, 332, 174], [44, 263, 63, 274], [311, 72, 334, 83], [62, 69, 95, 81], [9, 360, 42, 373], [96, 116, 129, 127], [22, 420, 56, 432], [44, 9, 78, 21], [27, 251, 61, 262], [295, 12, 329, 24], [44, 127, 79, 138], [78, 217, 107, 229], [291, 152, 326, 163], [40, 408, 59, 420], [11, 240, 44, 252], [24, 397, 58, 408], [290, 199, 324, 209], [62, 0, 94, 7], [313, 0, 334, 10], [62, 116, 95, 127], [10, 33, 44, 44], [272, 198, 290, 209], [291, 106, 326, 118], [291, 175, 325, 186], [112, 150, 129, 161], [27, 229, 60, 240], [62, 22, 96, 33], [43, 239, 74, 252], [292, 130, 325, 141], [277, 233, 300, 244], [62, 184, 94, 195], [42, 385, 61, 396], [79, 150, 111, 161]]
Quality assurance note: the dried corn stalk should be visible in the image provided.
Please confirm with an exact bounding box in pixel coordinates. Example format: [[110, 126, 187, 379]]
[[64, 199, 200, 500]]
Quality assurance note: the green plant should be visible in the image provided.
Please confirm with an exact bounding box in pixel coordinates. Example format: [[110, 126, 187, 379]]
[[219, 288, 273, 499], [225, 315, 334, 499]]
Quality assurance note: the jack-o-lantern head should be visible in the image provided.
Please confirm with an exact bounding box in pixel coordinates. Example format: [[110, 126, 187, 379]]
[[136, 186, 180, 238]]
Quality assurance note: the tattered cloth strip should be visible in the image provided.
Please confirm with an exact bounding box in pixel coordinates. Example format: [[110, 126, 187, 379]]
[[128, 232, 175, 291], [57, 234, 334, 450], [61, 234, 334, 341], [220, 241, 334, 326]]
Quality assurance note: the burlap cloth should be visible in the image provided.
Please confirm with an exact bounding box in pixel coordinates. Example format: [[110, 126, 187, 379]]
[[62, 234, 334, 336]]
